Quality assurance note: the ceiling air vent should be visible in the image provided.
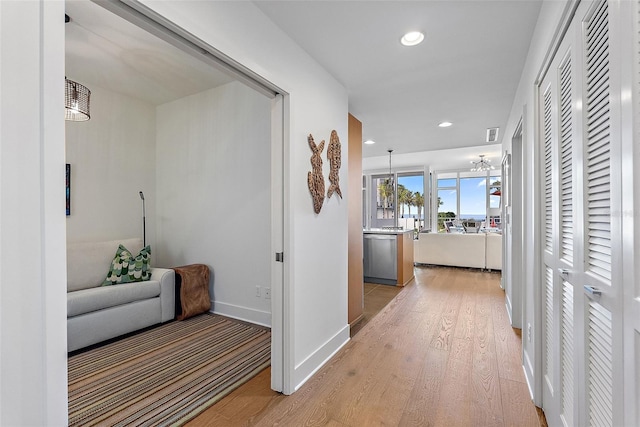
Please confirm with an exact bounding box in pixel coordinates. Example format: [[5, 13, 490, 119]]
[[486, 127, 500, 143]]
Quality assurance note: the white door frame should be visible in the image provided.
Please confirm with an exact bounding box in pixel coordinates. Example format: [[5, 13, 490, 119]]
[[620, 1, 639, 425], [270, 93, 291, 393], [504, 118, 524, 329]]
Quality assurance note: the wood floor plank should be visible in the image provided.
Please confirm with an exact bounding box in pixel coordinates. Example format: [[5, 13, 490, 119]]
[[351, 283, 403, 336], [471, 288, 505, 426], [500, 377, 541, 427], [491, 289, 527, 383], [188, 266, 545, 427], [429, 287, 462, 351], [200, 368, 284, 425], [397, 341, 449, 426], [453, 289, 476, 341], [333, 308, 425, 425]]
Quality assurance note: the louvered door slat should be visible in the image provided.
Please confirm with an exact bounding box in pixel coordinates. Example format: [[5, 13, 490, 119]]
[[587, 301, 613, 427], [586, 1, 608, 42], [585, 0, 611, 283], [559, 54, 573, 263], [586, 47, 608, 78], [587, 73, 609, 102], [587, 151, 610, 170], [588, 243, 611, 255], [587, 116, 609, 138], [587, 137, 609, 160], [544, 87, 553, 253], [587, 196, 610, 208], [588, 176, 610, 190], [587, 39, 609, 73], [586, 0, 609, 43], [561, 282, 574, 425], [588, 212, 610, 222], [545, 267, 554, 385]]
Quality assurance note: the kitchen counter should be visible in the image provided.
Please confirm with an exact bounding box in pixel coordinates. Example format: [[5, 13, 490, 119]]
[[363, 229, 414, 286]]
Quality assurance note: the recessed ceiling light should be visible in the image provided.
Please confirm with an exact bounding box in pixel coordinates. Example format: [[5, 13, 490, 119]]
[[364, 139, 376, 145], [400, 31, 424, 46], [438, 121, 453, 128]]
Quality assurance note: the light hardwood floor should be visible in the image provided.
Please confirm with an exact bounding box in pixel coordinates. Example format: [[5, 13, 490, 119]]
[[187, 266, 546, 427], [350, 282, 404, 337]]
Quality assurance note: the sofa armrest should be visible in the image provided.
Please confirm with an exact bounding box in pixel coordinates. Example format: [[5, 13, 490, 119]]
[[485, 233, 502, 270], [151, 267, 175, 322]]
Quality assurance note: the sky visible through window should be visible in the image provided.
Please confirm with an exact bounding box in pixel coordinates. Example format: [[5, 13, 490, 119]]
[[438, 174, 500, 221], [460, 177, 487, 219], [397, 175, 423, 218], [392, 173, 500, 221]]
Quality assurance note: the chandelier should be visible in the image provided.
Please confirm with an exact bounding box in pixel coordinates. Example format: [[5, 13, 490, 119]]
[[470, 154, 494, 172], [65, 77, 91, 121]]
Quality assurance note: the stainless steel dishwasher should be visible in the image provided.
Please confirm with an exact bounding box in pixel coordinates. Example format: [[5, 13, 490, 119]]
[[363, 233, 397, 285]]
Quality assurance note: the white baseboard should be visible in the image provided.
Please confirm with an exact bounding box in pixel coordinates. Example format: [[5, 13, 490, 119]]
[[523, 350, 535, 400], [211, 300, 271, 327], [505, 295, 513, 324], [293, 325, 350, 391]]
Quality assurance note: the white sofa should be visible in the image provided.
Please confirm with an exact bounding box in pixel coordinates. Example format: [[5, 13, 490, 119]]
[[414, 232, 502, 270], [67, 238, 175, 352], [485, 233, 503, 271]]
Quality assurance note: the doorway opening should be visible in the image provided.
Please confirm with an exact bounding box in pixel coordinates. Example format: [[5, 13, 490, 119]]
[[64, 0, 286, 395]]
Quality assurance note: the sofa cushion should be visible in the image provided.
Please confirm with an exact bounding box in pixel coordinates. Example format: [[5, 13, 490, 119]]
[[67, 238, 143, 292], [103, 244, 152, 285], [67, 280, 161, 318]]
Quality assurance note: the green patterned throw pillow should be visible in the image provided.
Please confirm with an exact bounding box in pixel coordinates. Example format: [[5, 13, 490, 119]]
[[102, 244, 152, 285]]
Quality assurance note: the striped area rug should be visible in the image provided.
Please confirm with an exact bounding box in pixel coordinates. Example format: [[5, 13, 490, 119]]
[[68, 314, 271, 426]]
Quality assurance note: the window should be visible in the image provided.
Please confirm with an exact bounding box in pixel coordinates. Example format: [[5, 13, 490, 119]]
[[373, 175, 394, 220], [367, 171, 426, 231], [489, 175, 501, 208], [460, 175, 487, 222], [397, 173, 425, 232], [433, 170, 501, 232], [437, 172, 457, 232]]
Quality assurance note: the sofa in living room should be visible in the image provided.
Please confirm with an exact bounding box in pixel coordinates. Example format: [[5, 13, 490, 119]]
[[66, 238, 175, 352], [414, 232, 502, 270]]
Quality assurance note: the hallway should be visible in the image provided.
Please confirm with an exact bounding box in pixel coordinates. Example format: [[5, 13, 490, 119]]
[[189, 266, 545, 426]]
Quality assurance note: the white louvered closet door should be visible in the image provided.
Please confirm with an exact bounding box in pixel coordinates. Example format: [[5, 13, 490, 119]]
[[580, 3, 625, 426], [539, 1, 625, 426], [540, 38, 574, 427]]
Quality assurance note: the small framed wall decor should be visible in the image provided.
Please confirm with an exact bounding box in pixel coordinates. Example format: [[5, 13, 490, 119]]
[[66, 163, 71, 216]]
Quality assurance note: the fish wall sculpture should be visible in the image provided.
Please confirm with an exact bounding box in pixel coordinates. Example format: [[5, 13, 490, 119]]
[[307, 134, 325, 214], [326, 130, 342, 199]]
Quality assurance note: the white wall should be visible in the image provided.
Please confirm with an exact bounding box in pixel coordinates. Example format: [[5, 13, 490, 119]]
[[156, 81, 272, 325], [500, 0, 570, 404], [65, 84, 157, 247], [139, 0, 350, 392], [0, 0, 68, 424]]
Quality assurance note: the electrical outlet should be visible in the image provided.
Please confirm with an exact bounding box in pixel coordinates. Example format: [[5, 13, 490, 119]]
[[264, 288, 271, 299], [256, 286, 261, 297], [528, 323, 532, 342]]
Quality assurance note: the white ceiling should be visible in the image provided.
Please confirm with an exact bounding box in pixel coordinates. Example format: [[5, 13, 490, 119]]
[[254, 0, 542, 169], [66, 1, 541, 171], [65, 1, 234, 106], [362, 143, 503, 174]]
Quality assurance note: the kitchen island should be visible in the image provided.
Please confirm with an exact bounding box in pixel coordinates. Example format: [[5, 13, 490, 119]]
[[363, 229, 414, 286]]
